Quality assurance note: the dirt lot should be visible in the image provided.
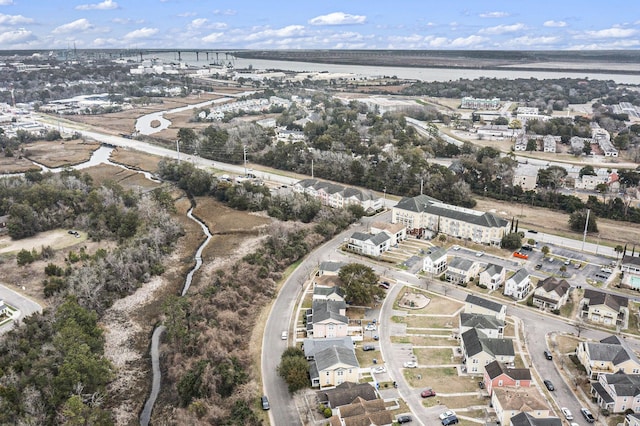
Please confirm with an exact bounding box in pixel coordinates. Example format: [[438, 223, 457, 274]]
[[0, 139, 100, 173], [109, 146, 163, 173]]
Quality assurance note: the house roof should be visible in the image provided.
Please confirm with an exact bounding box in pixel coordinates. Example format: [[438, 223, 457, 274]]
[[313, 275, 342, 288], [465, 294, 505, 314], [317, 382, 378, 408], [508, 268, 530, 285], [425, 247, 448, 261], [535, 277, 571, 297], [510, 412, 562, 426], [462, 328, 514, 358], [460, 313, 504, 330], [602, 372, 640, 397], [350, 231, 390, 246], [314, 346, 359, 371], [313, 285, 345, 299], [319, 261, 347, 273], [371, 221, 405, 234], [493, 387, 549, 412], [303, 337, 353, 359], [338, 397, 387, 418], [296, 178, 378, 203], [484, 360, 531, 381], [622, 255, 640, 267], [584, 335, 640, 366], [312, 300, 348, 324], [449, 256, 476, 272], [592, 381, 615, 404], [584, 289, 628, 312], [483, 263, 504, 277], [394, 194, 509, 228]]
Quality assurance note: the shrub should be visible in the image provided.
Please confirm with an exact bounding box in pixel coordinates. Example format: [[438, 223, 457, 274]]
[[323, 407, 332, 418]]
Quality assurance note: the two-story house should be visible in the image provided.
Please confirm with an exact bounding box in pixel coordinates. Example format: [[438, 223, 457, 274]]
[[317, 382, 378, 409], [491, 387, 551, 426], [313, 285, 346, 302], [459, 313, 505, 339], [532, 277, 571, 310], [504, 268, 531, 300], [310, 345, 360, 389], [318, 261, 347, 276], [370, 221, 406, 246], [479, 264, 506, 290], [592, 372, 640, 414], [423, 247, 448, 275], [581, 289, 629, 328], [465, 294, 507, 321], [446, 257, 479, 285], [307, 300, 349, 338], [577, 335, 640, 380], [347, 231, 391, 257], [303, 337, 354, 360], [483, 360, 532, 396], [461, 328, 515, 374]]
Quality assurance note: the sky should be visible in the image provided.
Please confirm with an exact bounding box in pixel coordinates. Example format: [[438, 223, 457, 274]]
[[0, 0, 639, 51]]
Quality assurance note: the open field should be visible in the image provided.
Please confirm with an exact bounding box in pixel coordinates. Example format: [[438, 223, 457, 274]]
[[404, 367, 480, 393], [110, 147, 163, 173], [399, 315, 458, 329], [394, 289, 463, 315], [414, 348, 456, 365], [391, 336, 456, 346], [0, 139, 100, 173]]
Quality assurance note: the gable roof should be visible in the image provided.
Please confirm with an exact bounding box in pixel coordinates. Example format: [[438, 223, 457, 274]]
[[425, 246, 448, 261], [602, 372, 640, 397], [484, 360, 531, 381], [622, 255, 640, 267], [394, 194, 509, 228], [312, 300, 348, 324], [493, 387, 548, 411], [465, 294, 505, 314], [303, 337, 353, 359], [510, 412, 562, 426], [371, 221, 405, 234], [449, 256, 475, 272], [483, 263, 504, 276], [508, 268, 530, 285], [462, 328, 515, 358], [584, 289, 629, 312], [314, 285, 345, 299], [350, 231, 390, 246], [535, 277, 571, 297], [317, 382, 378, 408], [460, 313, 504, 330], [319, 261, 347, 273], [314, 346, 359, 371], [584, 335, 640, 366]]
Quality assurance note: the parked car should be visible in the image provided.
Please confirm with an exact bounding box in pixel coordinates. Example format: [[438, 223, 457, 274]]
[[476, 251, 485, 257], [580, 407, 595, 423], [362, 344, 375, 351], [379, 281, 390, 289], [372, 365, 386, 374], [478, 381, 485, 389], [439, 410, 456, 420], [561, 407, 573, 420], [564, 259, 571, 265], [365, 323, 377, 331], [397, 415, 412, 424], [544, 350, 553, 360], [513, 251, 529, 259], [543, 379, 554, 391], [281, 331, 288, 340], [452, 245, 460, 251], [527, 229, 538, 234], [261, 395, 270, 410], [403, 361, 418, 368], [441, 415, 459, 425], [535, 264, 542, 270], [420, 388, 436, 398]]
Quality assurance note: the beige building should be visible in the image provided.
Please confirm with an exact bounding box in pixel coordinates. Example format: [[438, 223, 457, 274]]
[[479, 264, 506, 291], [465, 294, 507, 321], [491, 387, 551, 426], [446, 257, 480, 285], [370, 221, 406, 246], [310, 346, 360, 389], [392, 194, 510, 246], [532, 277, 571, 310], [593, 372, 640, 414], [577, 335, 640, 380], [581, 289, 628, 328], [461, 328, 515, 374], [512, 164, 538, 191]]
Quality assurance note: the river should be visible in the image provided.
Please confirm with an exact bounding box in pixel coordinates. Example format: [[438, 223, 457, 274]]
[[144, 52, 640, 85]]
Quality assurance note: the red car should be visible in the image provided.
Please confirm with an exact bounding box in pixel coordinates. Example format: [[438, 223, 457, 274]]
[[420, 388, 436, 398]]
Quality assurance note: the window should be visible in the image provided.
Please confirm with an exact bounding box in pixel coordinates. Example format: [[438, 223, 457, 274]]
[[337, 370, 343, 376], [498, 380, 503, 386]]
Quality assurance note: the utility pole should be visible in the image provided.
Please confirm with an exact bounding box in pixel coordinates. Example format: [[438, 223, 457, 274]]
[[176, 140, 180, 164], [311, 157, 314, 179], [243, 145, 247, 176], [581, 208, 590, 251], [420, 178, 424, 195]]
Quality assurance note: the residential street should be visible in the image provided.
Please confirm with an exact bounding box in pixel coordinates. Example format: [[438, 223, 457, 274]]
[[0, 283, 42, 334]]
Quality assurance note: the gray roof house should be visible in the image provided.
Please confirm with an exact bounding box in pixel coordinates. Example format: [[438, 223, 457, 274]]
[[318, 261, 347, 276], [577, 335, 640, 380], [532, 277, 571, 310], [479, 263, 506, 290], [317, 382, 378, 408], [446, 256, 479, 285], [464, 294, 507, 321], [504, 268, 531, 300], [310, 345, 360, 388], [461, 328, 515, 374], [423, 246, 448, 275], [510, 412, 562, 426], [592, 372, 640, 413], [347, 231, 391, 257], [581, 289, 629, 328], [459, 313, 505, 339], [303, 337, 354, 360]]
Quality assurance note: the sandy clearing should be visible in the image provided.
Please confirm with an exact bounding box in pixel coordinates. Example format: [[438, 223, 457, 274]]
[[0, 229, 85, 254]]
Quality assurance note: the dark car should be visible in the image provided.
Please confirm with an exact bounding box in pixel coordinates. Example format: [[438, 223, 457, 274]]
[[397, 415, 412, 424], [544, 350, 553, 360], [543, 379, 554, 391], [261, 395, 270, 410], [580, 407, 595, 423], [527, 229, 538, 234], [521, 245, 533, 251], [534, 264, 542, 270], [441, 415, 459, 425], [478, 381, 485, 389], [379, 281, 390, 289], [362, 344, 375, 351]]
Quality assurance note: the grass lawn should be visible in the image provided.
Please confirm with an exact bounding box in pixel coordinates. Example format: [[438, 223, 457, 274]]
[[390, 335, 455, 346], [503, 322, 515, 337], [415, 348, 456, 365], [404, 367, 480, 393], [607, 415, 625, 426], [423, 394, 488, 410], [555, 334, 582, 355], [402, 316, 457, 329], [355, 347, 381, 367]]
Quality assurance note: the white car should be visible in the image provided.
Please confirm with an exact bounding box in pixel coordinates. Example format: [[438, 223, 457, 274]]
[[372, 365, 386, 374], [476, 251, 484, 257], [281, 330, 288, 340], [452, 245, 460, 251], [365, 324, 377, 331], [561, 407, 573, 420], [439, 410, 456, 420], [403, 361, 417, 368]]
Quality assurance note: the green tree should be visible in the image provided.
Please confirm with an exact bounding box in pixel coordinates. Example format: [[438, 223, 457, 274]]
[[615, 245, 624, 259], [526, 139, 537, 152], [541, 245, 550, 257], [277, 347, 309, 393], [7, 202, 38, 239], [59, 395, 112, 426], [579, 165, 596, 178], [16, 248, 35, 265], [569, 210, 598, 232], [338, 263, 385, 305], [500, 232, 522, 250]]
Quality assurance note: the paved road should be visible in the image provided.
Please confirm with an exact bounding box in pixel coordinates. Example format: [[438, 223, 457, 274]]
[[0, 283, 42, 334], [140, 325, 166, 426]]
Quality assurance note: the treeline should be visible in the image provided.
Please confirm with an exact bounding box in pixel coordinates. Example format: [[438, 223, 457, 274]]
[[0, 172, 183, 424]]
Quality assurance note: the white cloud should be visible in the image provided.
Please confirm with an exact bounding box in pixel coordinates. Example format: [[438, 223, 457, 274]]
[[112, 17, 143, 24], [502, 35, 561, 47], [449, 35, 489, 47], [245, 25, 305, 41], [479, 11, 510, 18], [124, 27, 159, 40], [202, 32, 223, 43], [92, 37, 118, 47], [76, 0, 118, 10], [0, 28, 34, 44], [479, 23, 526, 35], [568, 39, 640, 50], [52, 18, 93, 34], [308, 12, 366, 26], [0, 0, 14, 5], [177, 12, 196, 17], [212, 9, 236, 16], [543, 20, 567, 28], [190, 18, 208, 28], [584, 27, 637, 38], [0, 13, 33, 25]]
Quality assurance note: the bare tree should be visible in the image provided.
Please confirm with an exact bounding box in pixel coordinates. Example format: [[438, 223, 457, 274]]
[[574, 318, 586, 338]]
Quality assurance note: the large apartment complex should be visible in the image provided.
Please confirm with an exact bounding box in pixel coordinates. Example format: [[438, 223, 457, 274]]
[[391, 194, 510, 246]]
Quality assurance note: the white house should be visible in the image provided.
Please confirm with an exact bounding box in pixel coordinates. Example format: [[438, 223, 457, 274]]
[[479, 264, 506, 290], [347, 232, 391, 257], [422, 247, 448, 275], [504, 268, 531, 300]]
